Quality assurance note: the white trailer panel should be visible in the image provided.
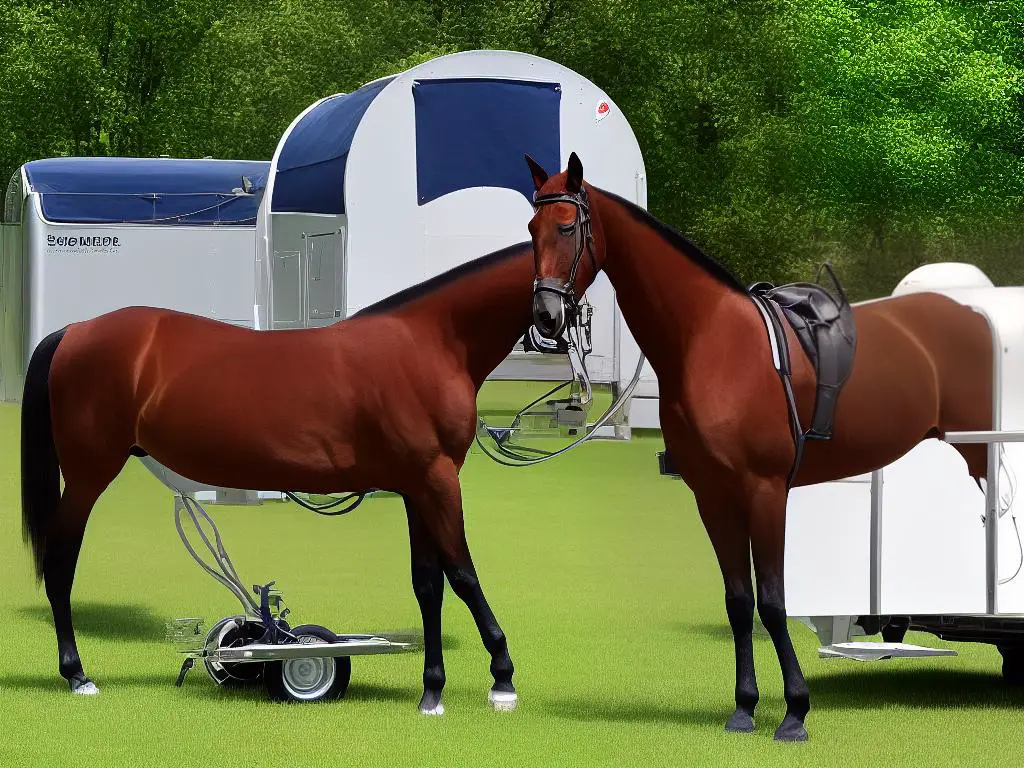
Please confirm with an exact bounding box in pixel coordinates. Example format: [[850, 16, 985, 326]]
[[786, 264, 1024, 654], [1, 157, 269, 403]]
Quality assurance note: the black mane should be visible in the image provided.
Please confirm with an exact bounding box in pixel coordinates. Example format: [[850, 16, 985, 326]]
[[597, 188, 748, 294], [353, 241, 532, 317]]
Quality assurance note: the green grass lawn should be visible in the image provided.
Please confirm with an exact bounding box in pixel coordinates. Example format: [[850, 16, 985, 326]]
[[0, 398, 1022, 767]]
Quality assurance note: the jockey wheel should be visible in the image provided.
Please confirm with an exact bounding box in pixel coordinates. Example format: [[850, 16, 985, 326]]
[[203, 616, 270, 686], [266, 625, 352, 703]]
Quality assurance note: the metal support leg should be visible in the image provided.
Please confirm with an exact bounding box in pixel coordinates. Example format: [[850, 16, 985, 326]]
[[987, 441, 1000, 614], [869, 469, 883, 615]]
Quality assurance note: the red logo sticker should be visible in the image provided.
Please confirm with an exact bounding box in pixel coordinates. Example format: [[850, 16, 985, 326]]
[[596, 100, 610, 121]]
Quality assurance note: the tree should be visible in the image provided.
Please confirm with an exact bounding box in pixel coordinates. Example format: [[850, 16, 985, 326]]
[[0, 1, 102, 184], [153, 0, 442, 159], [2, 0, 1021, 298]]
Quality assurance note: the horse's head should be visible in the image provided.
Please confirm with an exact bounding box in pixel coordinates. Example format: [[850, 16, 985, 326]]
[[524, 152, 603, 340]]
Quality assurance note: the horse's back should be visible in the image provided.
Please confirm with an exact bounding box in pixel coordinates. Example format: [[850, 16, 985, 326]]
[[795, 291, 992, 485], [856, 291, 992, 405], [51, 306, 253, 400], [46, 303, 473, 491]]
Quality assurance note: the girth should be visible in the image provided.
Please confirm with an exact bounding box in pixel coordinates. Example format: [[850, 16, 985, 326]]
[[748, 263, 858, 487]]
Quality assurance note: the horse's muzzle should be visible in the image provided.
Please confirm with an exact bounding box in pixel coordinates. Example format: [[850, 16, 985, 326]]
[[532, 282, 568, 340]]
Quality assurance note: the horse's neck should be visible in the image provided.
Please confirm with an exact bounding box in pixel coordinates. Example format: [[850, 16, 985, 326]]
[[403, 251, 535, 388], [597, 195, 739, 375]]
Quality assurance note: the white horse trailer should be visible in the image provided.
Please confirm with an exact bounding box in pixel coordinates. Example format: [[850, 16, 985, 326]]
[[0, 156, 285, 503], [254, 49, 659, 431], [0, 156, 270, 402], [785, 262, 1024, 677]]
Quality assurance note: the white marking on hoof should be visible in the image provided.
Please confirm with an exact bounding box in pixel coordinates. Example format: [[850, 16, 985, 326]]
[[419, 702, 445, 716], [73, 681, 99, 696], [488, 690, 518, 712]]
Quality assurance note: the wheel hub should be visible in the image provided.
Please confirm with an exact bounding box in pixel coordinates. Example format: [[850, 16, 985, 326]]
[[281, 639, 335, 699]]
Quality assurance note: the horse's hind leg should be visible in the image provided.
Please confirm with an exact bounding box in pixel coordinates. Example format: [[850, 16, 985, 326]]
[[44, 483, 106, 693], [404, 500, 447, 715], [412, 457, 516, 712], [747, 475, 810, 742]]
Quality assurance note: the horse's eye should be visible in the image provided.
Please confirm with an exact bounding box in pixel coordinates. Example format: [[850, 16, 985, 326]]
[[557, 222, 575, 236]]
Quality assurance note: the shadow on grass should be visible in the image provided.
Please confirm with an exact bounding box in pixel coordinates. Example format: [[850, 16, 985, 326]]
[[17, 602, 167, 642], [1, 672, 419, 707], [438, 632, 463, 651], [542, 696, 731, 728], [668, 618, 771, 640], [541, 668, 1024, 728], [808, 667, 1024, 710], [183, 679, 417, 705], [1, 671, 185, 693]]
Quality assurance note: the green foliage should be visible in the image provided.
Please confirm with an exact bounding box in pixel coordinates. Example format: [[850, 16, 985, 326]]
[[1, 0, 1022, 298], [153, 0, 441, 159], [0, 1, 103, 177]]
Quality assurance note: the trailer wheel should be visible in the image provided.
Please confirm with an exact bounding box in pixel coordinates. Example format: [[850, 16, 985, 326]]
[[266, 625, 351, 703], [999, 646, 1024, 686]]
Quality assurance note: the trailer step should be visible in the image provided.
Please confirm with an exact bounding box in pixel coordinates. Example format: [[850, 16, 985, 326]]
[[818, 641, 957, 662]]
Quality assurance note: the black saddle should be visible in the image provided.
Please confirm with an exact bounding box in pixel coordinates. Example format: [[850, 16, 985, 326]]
[[749, 263, 857, 442], [657, 263, 856, 488]]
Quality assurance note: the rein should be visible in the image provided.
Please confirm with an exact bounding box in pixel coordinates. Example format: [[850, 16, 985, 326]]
[[283, 490, 369, 516], [474, 347, 647, 467], [472, 184, 644, 467]]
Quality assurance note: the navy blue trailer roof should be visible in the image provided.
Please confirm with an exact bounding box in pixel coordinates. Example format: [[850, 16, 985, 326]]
[[271, 77, 396, 215], [23, 157, 270, 226], [269, 75, 562, 216]]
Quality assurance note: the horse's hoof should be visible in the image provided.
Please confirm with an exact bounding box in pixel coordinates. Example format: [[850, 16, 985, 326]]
[[488, 689, 518, 712], [773, 715, 808, 742], [70, 677, 99, 696], [725, 709, 755, 733], [418, 690, 444, 716]]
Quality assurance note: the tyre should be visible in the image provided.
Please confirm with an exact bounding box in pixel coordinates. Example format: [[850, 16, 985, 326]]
[[266, 624, 351, 703], [881, 619, 908, 644]]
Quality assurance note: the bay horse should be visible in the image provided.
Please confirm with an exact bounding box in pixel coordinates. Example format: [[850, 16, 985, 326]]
[[522, 153, 992, 741], [21, 241, 541, 715]]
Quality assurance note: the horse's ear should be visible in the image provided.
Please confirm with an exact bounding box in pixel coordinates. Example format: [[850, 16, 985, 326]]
[[525, 154, 548, 191], [566, 152, 583, 194]]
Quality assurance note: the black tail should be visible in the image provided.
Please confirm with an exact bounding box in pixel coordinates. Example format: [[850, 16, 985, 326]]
[[21, 326, 68, 582]]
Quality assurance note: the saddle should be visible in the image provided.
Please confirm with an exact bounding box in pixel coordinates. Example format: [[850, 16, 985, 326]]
[[658, 263, 857, 488], [749, 263, 857, 442]]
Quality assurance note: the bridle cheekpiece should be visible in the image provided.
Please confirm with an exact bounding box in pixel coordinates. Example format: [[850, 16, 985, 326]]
[[531, 185, 597, 316]]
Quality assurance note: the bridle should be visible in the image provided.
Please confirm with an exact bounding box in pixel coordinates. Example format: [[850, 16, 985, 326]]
[[531, 186, 598, 323], [473, 182, 649, 467]]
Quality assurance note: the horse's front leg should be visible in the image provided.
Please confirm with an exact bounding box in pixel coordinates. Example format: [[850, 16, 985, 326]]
[[411, 456, 517, 712], [694, 489, 759, 733], [404, 501, 446, 714]]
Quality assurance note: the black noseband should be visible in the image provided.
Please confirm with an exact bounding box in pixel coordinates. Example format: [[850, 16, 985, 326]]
[[532, 277, 571, 339]]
